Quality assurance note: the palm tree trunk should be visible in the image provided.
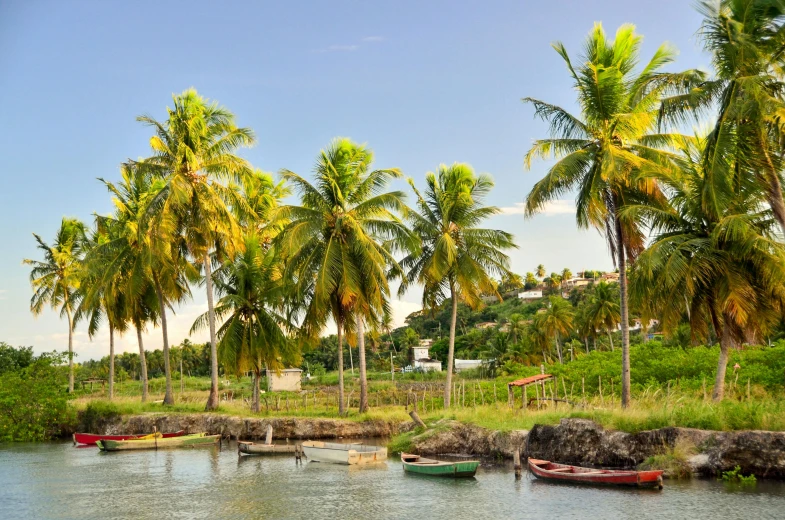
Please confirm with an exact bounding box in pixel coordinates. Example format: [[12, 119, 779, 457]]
[[616, 217, 631, 408], [555, 335, 563, 364], [712, 319, 734, 402], [760, 134, 785, 236], [607, 330, 614, 352], [357, 313, 368, 413], [593, 336, 596, 352], [337, 320, 345, 416], [443, 284, 458, 408], [108, 323, 115, 400], [136, 325, 148, 402], [252, 369, 260, 413], [66, 306, 74, 393], [584, 337, 589, 354], [204, 253, 220, 411], [154, 275, 174, 406]]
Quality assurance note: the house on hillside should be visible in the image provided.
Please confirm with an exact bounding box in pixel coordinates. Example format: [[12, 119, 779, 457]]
[[475, 321, 497, 330], [518, 290, 543, 301], [412, 339, 441, 372], [602, 272, 620, 282]]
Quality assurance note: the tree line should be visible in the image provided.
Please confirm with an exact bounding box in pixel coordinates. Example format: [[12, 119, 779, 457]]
[[23, 1, 785, 412]]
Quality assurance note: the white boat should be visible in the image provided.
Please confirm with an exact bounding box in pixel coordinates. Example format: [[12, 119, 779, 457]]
[[301, 441, 387, 465]]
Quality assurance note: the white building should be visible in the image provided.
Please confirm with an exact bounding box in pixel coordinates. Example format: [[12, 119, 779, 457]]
[[412, 339, 442, 372], [518, 290, 543, 301], [266, 368, 303, 392]]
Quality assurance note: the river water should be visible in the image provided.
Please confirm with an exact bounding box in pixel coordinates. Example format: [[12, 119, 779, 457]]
[[1, 440, 784, 519]]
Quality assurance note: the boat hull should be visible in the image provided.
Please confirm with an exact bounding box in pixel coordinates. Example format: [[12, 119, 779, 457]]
[[401, 453, 479, 477], [302, 441, 386, 465], [73, 430, 186, 446], [528, 459, 663, 488], [238, 442, 298, 455], [96, 433, 220, 452]]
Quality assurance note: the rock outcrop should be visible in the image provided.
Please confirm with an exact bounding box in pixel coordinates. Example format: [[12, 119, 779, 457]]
[[77, 413, 411, 441], [412, 418, 785, 478], [408, 420, 528, 459]]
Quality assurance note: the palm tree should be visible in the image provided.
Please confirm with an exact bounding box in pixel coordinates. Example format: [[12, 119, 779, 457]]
[[690, 0, 785, 235], [75, 221, 129, 400], [508, 313, 528, 344], [24, 218, 86, 392], [538, 296, 574, 363], [561, 268, 572, 290], [93, 166, 174, 402], [585, 281, 621, 351], [535, 264, 546, 279], [277, 138, 413, 414], [628, 135, 785, 401], [522, 23, 704, 407], [194, 235, 298, 412], [400, 163, 516, 407], [524, 272, 538, 289], [136, 89, 255, 411]]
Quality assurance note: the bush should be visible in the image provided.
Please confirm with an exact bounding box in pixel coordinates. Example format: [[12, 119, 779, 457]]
[[0, 353, 75, 441]]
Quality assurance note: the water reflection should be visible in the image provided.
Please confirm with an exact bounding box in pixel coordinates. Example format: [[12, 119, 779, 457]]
[[1, 441, 784, 520]]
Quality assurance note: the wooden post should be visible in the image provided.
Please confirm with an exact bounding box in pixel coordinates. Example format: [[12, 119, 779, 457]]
[[409, 410, 427, 429], [514, 449, 522, 480], [598, 376, 603, 404], [265, 424, 273, 445], [535, 383, 540, 409], [508, 384, 513, 408], [493, 383, 497, 406], [582, 376, 585, 405], [747, 378, 751, 401]]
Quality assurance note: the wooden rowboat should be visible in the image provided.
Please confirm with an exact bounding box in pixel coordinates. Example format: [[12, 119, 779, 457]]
[[528, 459, 664, 489], [96, 433, 220, 452], [238, 441, 298, 455], [401, 453, 479, 477], [301, 441, 386, 465], [73, 430, 186, 446]]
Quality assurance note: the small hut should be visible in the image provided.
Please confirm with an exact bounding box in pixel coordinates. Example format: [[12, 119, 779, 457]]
[[266, 368, 303, 392]]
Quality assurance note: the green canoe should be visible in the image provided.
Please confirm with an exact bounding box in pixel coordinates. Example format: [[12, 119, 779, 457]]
[[401, 453, 479, 478], [96, 433, 220, 451]]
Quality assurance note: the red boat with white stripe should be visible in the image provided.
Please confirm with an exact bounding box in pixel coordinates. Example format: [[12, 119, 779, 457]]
[[528, 458, 663, 489]]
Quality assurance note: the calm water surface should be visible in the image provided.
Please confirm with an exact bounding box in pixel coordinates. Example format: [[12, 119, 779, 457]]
[[1, 440, 785, 519]]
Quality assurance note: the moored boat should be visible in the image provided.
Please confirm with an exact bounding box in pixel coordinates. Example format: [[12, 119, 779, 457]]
[[238, 441, 299, 455], [528, 458, 664, 489], [401, 453, 479, 477], [96, 433, 220, 452], [73, 430, 186, 446], [301, 441, 386, 465]]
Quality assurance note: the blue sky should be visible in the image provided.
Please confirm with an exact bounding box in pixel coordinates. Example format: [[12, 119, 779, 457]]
[[0, 0, 707, 360]]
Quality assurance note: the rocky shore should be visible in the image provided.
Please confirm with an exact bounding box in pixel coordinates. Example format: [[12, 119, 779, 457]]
[[405, 418, 785, 478], [75, 412, 785, 478], [76, 412, 411, 441]]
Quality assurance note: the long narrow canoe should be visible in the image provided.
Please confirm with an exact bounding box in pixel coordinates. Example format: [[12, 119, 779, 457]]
[[401, 453, 479, 478], [238, 441, 298, 455], [96, 433, 220, 452], [301, 441, 386, 465], [528, 459, 664, 489], [73, 430, 186, 446]]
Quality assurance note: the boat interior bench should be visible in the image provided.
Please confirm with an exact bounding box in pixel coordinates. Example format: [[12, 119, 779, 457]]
[[549, 467, 573, 472]]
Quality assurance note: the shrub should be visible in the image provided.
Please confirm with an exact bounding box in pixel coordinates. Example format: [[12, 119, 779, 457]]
[[0, 353, 75, 441]]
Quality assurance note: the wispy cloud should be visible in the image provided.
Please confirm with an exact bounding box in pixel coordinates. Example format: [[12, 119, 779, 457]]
[[0, 289, 6, 300], [499, 200, 575, 216], [362, 36, 384, 42], [314, 44, 359, 53]]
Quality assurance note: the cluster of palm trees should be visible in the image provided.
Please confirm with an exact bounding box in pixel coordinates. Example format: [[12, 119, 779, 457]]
[[24, 90, 515, 413], [523, 2, 785, 404]]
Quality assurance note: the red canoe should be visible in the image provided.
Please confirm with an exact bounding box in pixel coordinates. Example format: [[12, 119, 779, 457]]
[[528, 459, 663, 489], [72, 430, 186, 446]]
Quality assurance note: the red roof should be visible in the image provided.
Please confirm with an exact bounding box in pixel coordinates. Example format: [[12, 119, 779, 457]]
[[508, 374, 552, 387]]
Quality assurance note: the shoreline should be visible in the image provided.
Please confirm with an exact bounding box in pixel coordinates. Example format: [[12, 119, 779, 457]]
[[71, 411, 785, 479]]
